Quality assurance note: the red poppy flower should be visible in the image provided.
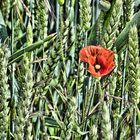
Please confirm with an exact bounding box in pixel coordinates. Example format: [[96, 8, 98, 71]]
[[79, 45, 115, 78]]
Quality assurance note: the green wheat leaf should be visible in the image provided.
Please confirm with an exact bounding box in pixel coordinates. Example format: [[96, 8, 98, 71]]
[[45, 117, 60, 128], [115, 10, 140, 52], [8, 33, 56, 64]]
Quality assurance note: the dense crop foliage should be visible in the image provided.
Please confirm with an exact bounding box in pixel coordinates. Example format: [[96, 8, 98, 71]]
[[0, 0, 140, 139]]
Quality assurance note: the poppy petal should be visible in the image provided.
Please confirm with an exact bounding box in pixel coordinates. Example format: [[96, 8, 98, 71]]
[[99, 63, 115, 76], [96, 55, 107, 68], [88, 56, 96, 65], [89, 46, 97, 56], [107, 52, 115, 64], [88, 64, 101, 78], [107, 62, 116, 73], [79, 46, 97, 63]]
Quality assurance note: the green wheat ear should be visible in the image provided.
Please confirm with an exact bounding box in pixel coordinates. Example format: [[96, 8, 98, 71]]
[[128, 25, 139, 139], [14, 22, 33, 140], [0, 44, 10, 140], [100, 102, 113, 140], [36, 0, 48, 62], [101, 0, 122, 49], [61, 96, 80, 140], [89, 125, 98, 140], [0, 0, 10, 21], [128, 25, 139, 106], [79, 0, 91, 32], [95, 0, 111, 44], [14, 53, 33, 139], [24, 22, 33, 140], [96, 80, 113, 140]]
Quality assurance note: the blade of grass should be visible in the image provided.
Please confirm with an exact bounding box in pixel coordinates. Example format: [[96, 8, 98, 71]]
[[8, 33, 56, 65], [115, 10, 140, 52], [8, 33, 56, 63]]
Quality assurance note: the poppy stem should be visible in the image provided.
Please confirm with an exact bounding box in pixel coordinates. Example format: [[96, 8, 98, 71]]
[[97, 78, 104, 120], [97, 79, 104, 104], [83, 78, 97, 131]]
